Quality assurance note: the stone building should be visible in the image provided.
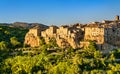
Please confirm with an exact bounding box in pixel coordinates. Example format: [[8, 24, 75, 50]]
[[56, 25, 84, 48], [41, 26, 58, 37], [84, 16, 120, 49], [41, 25, 84, 49], [41, 26, 58, 44], [24, 15, 120, 50], [24, 26, 48, 47], [84, 25, 105, 44]]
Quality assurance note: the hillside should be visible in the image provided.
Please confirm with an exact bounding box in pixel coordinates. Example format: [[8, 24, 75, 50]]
[[0, 25, 28, 48], [0, 22, 48, 28], [12, 22, 48, 28]]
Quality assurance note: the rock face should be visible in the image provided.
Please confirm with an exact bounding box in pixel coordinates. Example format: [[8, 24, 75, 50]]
[[24, 28, 40, 47], [25, 33, 40, 47], [24, 25, 48, 47]]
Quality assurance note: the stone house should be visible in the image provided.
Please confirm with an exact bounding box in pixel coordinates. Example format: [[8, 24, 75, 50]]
[[41, 26, 58, 44]]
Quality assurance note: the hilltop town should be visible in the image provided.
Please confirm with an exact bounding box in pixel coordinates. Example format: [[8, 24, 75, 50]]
[[24, 16, 120, 50]]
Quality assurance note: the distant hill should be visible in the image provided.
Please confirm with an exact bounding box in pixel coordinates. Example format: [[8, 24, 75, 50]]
[[12, 22, 48, 28], [0, 23, 12, 26], [0, 22, 49, 28]]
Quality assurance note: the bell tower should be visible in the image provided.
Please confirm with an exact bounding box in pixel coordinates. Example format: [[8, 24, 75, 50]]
[[115, 15, 119, 21]]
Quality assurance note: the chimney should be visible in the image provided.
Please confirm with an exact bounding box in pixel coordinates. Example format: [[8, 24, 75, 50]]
[[115, 15, 119, 21]]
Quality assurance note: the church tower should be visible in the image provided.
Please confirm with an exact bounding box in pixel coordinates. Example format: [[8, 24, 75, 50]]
[[115, 15, 119, 21]]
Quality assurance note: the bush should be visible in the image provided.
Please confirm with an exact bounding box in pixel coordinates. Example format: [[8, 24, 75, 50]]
[[0, 41, 8, 50], [10, 37, 21, 48]]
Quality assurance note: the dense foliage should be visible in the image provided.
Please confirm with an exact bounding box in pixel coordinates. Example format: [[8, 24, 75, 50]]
[[1, 42, 120, 74], [0, 26, 120, 74], [0, 26, 28, 49]]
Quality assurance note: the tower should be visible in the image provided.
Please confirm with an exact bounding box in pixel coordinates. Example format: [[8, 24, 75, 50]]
[[115, 15, 119, 21]]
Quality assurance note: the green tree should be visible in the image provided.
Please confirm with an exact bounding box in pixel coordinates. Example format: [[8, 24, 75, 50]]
[[4, 30, 10, 35], [88, 41, 97, 51], [49, 62, 80, 74], [39, 37, 46, 46], [10, 37, 21, 48], [112, 49, 120, 59], [48, 37, 58, 48], [94, 51, 102, 58], [0, 41, 8, 50]]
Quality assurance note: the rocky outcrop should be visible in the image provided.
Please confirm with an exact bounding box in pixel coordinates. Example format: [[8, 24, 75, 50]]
[[24, 32, 40, 47], [56, 37, 70, 48], [24, 25, 48, 47]]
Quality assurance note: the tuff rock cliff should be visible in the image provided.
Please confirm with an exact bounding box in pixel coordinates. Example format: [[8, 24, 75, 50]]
[[24, 25, 48, 47]]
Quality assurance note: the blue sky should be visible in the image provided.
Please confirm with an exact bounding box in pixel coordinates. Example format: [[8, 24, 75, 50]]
[[0, 0, 120, 26]]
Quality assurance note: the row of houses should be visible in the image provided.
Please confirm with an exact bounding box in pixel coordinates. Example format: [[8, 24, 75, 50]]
[[25, 16, 120, 50]]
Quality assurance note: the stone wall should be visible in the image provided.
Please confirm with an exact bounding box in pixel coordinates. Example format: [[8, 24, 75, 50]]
[[84, 27, 105, 44], [29, 28, 40, 36], [41, 26, 58, 38], [24, 33, 40, 47]]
